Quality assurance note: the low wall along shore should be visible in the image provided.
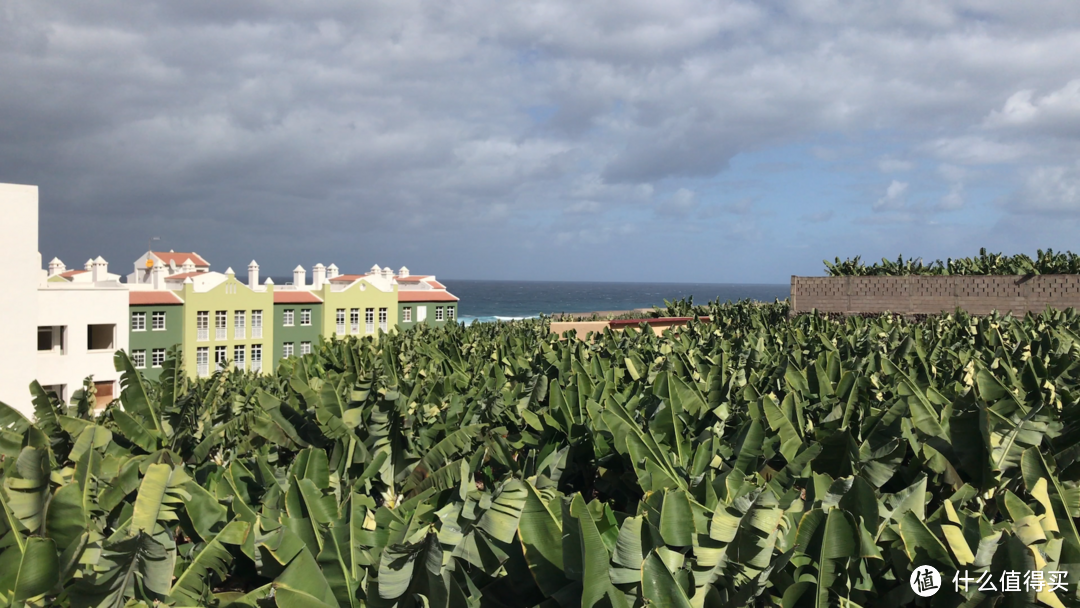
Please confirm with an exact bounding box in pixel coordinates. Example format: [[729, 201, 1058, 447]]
[[791, 274, 1080, 316]]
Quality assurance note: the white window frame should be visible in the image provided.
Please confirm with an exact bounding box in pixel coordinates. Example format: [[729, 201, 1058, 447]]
[[350, 308, 359, 333], [151, 348, 166, 368], [417, 305, 427, 322], [300, 309, 312, 326], [215, 345, 227, 370], [251, 344, 262, 372], [234, 345, 245, 369], [215, 310, 227, 340], [132, 312, 146, 332], [365, 308, 374, 334], [336, 309, 345, 336], [403, 307, 411, 323], [447, 306, 455, 321], [234, 310, 245, 339], [283, 309, 294, 327], [133, 349, 146, 369], [196, 347, 209, 377], [435, 306, 444, 322], [151, 311, 166, 331], [283, 342, 294, 358], [300, 341, 311, 355], [379, 307, 388, 332], [252, 310, 263, 339], [197, 311, 209, 341]]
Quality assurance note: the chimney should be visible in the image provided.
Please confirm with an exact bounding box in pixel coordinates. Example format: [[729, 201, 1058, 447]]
[[91, 256, 108, 282], [381, 266, 393, 281], [48, 258, 65, 277], [312, 263, 326, 289], [85, 258, 94, 271], [370, 264, 381, 276], [293, 265, 306, 287], [152, 264, 164, 289], [181, 258, 196, 274], [225, 267, 235, 277], [248, 260, 259, 289], [398, 266, 409, 278], [326, 263, 339, 279]]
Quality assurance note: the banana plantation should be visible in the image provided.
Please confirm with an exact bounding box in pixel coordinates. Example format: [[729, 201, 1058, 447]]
[[2, 299, 1080, 607], [825, 248, 1080, 276]]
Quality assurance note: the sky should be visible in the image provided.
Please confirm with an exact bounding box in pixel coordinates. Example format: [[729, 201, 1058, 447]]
[[3, 1, 1080, 283]]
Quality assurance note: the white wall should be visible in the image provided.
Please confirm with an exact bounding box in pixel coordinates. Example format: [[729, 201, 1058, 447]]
[[36, 283, 129, 404], [0, 184, 39, 415]]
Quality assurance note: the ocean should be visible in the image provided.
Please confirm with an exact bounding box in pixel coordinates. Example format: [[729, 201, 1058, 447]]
[[444, 280, 790, 323]]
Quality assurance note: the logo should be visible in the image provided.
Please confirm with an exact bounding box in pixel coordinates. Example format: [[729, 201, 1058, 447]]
[[911, 565, 941, 597]]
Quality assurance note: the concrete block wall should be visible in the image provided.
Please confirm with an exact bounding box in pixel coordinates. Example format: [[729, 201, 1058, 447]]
[[791, 275, 1080, 316]]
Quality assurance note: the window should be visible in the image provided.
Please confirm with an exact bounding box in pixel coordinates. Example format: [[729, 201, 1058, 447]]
[[87, 324, 115, 351], [251, 344, 262, 372], [417, 305, 427, 322], [350, 308, 359, 333], [379, 307, 388, 332], [93, 381, 114, 409], [283, 342, 294, 358], [38, 326, 65, 353], [447, 307, 455, 321], [196, 347, 209, 377], [151, 311, 166, 331], [132, 312, 146, 331], [234, 345, 245, 369], [403, 307, 412, 323], [252, 310, 263, 338], [365, 308, 374, 333], [132, 350, 146, 369], [197, 311, 209, 341], [41, 384, 65, 403], [301, 309, 312, 326], [435, 306, 444, 322], [152, 348, 166, 368], [283, 309, 294, 327], [215, 345, 227, 370], [300, 341, 311, 355], [336, 309, 345, 335], [215, 311, 227, 340], [234, 310, 245, 339]]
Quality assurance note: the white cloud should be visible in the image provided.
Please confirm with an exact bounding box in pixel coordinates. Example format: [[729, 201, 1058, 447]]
[[1008, 163, 1080, 214], [874, 180, 909, 211], [878, 157, 914, 173], [984, 80, 1080, 134]]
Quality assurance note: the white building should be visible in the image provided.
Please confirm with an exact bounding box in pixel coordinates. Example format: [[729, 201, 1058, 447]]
[[0, 183, 129, 416], [0, 184, 40, 415], [36, 257, 129, 406]]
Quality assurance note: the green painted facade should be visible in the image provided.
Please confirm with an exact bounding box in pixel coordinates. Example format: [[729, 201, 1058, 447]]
[[179, 274, 274, 377], [128, 304, 184, 381], [397, 301, 458, 331], [273, 303, 323, 362], [316, 280, 398, 339]]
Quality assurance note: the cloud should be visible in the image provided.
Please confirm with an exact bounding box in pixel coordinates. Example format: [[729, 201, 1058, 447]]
[[874, 180, 909, 211], [1007, 163, 1080, 215], [654, 187, 697, 217], [984, 80, 1080, 136], [800, 210, 834, 223], [878, 157, 913, 173]]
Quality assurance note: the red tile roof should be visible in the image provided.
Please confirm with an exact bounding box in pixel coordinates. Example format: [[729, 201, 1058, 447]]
[[153, 251, 210, 267], [398, 291, 459, 302], [274, 291, 324, 304], [59, 269, 88, 279], [130, 291, 184, 306], [395, 276, 430, 282], [164, 271, 204, 281], [329, 274, 365, 282], [426, 280, 446, 289]]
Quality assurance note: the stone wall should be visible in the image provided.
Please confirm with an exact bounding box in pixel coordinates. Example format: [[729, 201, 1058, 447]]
[[791, 275, 1080, 315]]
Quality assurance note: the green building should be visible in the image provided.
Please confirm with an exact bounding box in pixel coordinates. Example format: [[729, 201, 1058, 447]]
[[273, 291, 324, 360], [127, 291, 185, 380], [395, 272, 459, 330]]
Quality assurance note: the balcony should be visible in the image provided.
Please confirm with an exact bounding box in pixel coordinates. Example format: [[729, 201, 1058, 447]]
[[251, 360, 262, 372], [252, 327, 263, 339], [234, 327, 245, 339], [197, 328, 209, 341], [197, 364, 209, 377], [215, 328, 226, 340], [336, 324, 345, 336]]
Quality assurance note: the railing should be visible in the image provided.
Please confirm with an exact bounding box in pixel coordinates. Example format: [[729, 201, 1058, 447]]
[[366, 322, 374, 334], [197, 364, 209, 377], [197, 329, 208, 341], [251, 361, 262, 372], [380, 320, 387, 332], [252, 327, 262, 339], [351, 322, 359, 333], [234, 327, 245, 339], [216, 328, 226, 340], [336, 323, 345, 336]]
